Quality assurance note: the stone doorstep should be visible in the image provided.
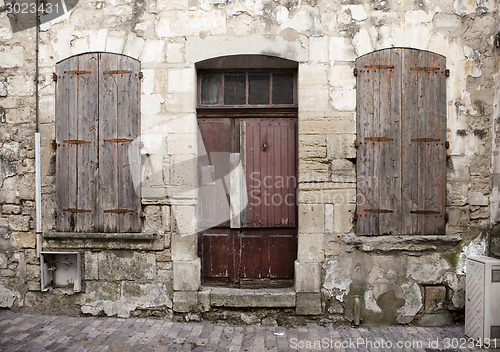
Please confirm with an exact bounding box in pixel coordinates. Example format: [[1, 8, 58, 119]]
[[204, 287, 296, 308]]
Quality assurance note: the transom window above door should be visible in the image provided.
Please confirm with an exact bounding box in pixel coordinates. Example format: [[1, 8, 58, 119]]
[[198, 70, 297, 107]]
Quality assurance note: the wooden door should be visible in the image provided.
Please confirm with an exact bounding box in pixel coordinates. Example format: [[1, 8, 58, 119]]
[[198, 118, 297, 286]]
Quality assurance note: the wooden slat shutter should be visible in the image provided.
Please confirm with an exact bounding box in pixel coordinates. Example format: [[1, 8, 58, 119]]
[[98, 53, 141, 232], [356, 49, 402, 235], [56, 53, 141, 233], [245, 119, 296, 228], [56, 54, 99, 232], [356, 48, 446, 235], [401, 49, 446, 234]]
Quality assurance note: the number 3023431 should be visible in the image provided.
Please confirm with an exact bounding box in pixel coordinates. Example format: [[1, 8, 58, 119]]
[[5, 2, 61, 14]]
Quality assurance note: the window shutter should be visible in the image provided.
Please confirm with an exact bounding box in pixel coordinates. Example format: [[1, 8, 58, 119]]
[[98, 53, 141, 233], [355, 49, 402, 235], [56, 54, 99, 232], [401, 50, 447, 234], [356, 48, 446, 235]]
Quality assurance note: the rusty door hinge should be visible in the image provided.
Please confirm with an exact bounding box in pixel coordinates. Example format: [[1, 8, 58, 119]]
[[410, 67, 440, 72], [64, 70, 91, 75], [353, 213, 358, 220], [353, 68, 358, 76], [445, 69, 450, 77], [104, 209, 135, 214], [63, 140, 91, 145], [138, 72, 143, 79], [63, 208, 92, 213], [103, 138, 134, 143], [365, 65, 394, 69], [103, 70, 132, 75], [411, 138, 441, 142], [365, 137, 393, 142], [445, 141, 450, 148], [50, 140, 57, 151], [53, 73, 57, 82], [444, 212, 449, 221], [410, 210, 440, 215], [365, 209, 393, 214], [354, 139, 361, 148]]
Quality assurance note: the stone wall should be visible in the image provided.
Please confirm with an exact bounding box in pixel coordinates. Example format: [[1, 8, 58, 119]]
[[0, 0, 498, 323]]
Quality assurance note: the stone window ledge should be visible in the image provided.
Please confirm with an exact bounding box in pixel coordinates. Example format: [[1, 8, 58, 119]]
[[43, 232, 155, 241], [342, 234, 462, 252]]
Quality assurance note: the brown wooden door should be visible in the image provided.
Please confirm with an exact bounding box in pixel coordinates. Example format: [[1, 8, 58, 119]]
[[355, 48, 446, 235], [198, 118, 297, 286]]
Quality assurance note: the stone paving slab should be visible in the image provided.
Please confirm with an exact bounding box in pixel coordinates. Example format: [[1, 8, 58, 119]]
[[0, 312, 495, 352]]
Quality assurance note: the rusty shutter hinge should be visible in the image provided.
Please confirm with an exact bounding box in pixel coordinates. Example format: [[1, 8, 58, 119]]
[[139, 72, 143, 79], [104, 138, 134, 143], [444, 212, 449, 221], [354, 139, 361, 148], [410, 210, 440, 215], [103, 70, 132, 75], [445, 69, 450, 77], [353, 212, 358, 220], [53, 73, 57, 82], [64, 70, 91, 75], [445, 141, 450, 148], [63, 140, 91, 145], [353, 68, 358, 76], [365, 209, 393, 214], [50, 140, 57, 151], [63, 208, 92, 213], [104, 209, 135, 214]]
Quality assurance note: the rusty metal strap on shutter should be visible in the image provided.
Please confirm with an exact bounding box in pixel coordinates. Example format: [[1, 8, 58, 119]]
[[103, 138, 134, 143], [364, 65, 395, 69], [365, 209, 393, 214], [63, 140, 91, 145], [103, 70, 132, 74], [63, 208, 92, 213], [410, 210, 441, 215], [365, 137, 393, 142], [64, 71, 91, 75], [104, 209, 135, 214], [410, 67, 440, 72], [411, 138, 441, 142]]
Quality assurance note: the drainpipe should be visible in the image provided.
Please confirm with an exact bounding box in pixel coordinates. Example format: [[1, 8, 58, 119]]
[[35, 0, 42, 258]]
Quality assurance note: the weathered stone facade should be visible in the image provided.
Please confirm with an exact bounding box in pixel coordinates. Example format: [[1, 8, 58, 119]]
[[0, 0, 499, 324]]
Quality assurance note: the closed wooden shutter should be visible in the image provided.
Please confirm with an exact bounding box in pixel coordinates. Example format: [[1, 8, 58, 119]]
[[55, 53, 141, 233], [356, 48, 446, 235]]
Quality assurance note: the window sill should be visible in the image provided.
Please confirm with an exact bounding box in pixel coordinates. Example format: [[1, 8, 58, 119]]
[[43, 232, 155, 241]]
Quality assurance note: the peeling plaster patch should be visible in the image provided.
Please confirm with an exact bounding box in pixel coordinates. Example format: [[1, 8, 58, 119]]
[[464, 47, 482, 77], [341, 5, 368, 22], [396, 282, 423, 324], [455, 90, 477, 116], [0, 284, 16, 308], [323, 258, 352, 302], [407, 253, 450, 284], [276, 7, 323, 36], [444, 272, 465, 309], [226, 0, 269, 17], [364, 289, 382, 313], [457, 233, 487, 275], [0, 28, 12, 40]]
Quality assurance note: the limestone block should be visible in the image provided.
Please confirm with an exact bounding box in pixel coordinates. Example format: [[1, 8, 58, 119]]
[[173, 291, 198, 312], [325, 204, 334, 235], [165, 92, 196, 113], [447, 182, 468, 206], [39, 96, 55, 124], [173, 259, 200, 291], [171, 205, 196, 235], [469, 191, 488, 206], [26, 264, 40, 281], [299, 188, 356, 204], [299, 64, 328, 89], [328, 64, 355, 89], [331, 159, 355, 183], [156, 249, 172, 262], [298, 88, 330, 112], [170, 155, 196, 187], [0, 284, 16, 308], [444, 272, 465, 309], [162, 206, 171, 232], [166, 134, 196, 156], [144, 206, 162, 233], [89, 29, 107, 52], [326, 134, 356, 160], [295, 261, 321, 292], [309, 36, 328, 63], [7, 76, 34, 97], [330, 88, 356, 111], [2, 205, 21, 214], [84, 251, 98, 280], [352, 27, 374, 57], [141, 94, 164, 115], [141, 69, 155, 95], [296, 293, 321, 315], [424, 286, 447, 313], [298, 116, 356, 134], [298, 233, 324, 262], [123, 35, 145, 59], [329, 37, 356, 62], [334, 204, 355, 234], [298, 204, 325, 234], [298, 134, 327, 159], [11, 231, 35, 248], [98, 251, 156, 281], [407, 254, 450, 284], [171, 233, 197, 261], [8, 216, 30, 232], [0, 46, 24, 68], [298, 160, 329, 182], [105, 31, 126, 53], [140, 40, 165, 64], [166, 42, 185, 64]]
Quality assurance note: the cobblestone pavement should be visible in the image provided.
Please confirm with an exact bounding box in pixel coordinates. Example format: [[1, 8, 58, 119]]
[[0, 311, 492, 352]]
